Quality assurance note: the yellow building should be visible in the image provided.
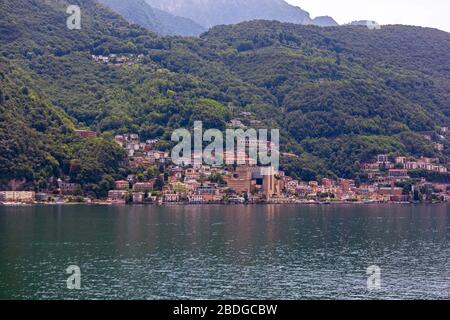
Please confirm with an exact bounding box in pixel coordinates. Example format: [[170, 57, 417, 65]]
[[171, 182, 187, 193], [0, 191, 36, 203]]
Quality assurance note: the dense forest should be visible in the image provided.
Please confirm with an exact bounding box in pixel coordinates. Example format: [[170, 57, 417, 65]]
[[0, 0, 449, 191]]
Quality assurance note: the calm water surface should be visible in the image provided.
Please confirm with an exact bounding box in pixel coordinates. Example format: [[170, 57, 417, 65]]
[[0, 204, 449, 300]]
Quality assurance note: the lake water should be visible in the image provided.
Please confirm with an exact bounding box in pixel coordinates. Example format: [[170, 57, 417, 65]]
[[0, 204, 449, 300]]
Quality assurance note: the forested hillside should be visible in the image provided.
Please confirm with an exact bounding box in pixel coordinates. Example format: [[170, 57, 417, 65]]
[[0, 0, 449, 190], [0, 56, 126, 195]]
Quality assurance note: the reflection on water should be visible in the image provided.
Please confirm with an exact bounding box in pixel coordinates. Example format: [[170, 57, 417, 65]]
[[0, 204, 449, 299]]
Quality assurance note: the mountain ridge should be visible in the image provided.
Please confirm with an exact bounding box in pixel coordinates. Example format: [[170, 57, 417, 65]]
[[98, 0, 339, 36], [98, 0, 206, 36], [145, 0, 338, 29]]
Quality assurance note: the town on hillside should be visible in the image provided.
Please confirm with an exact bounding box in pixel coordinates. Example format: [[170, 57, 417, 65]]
[[1, 130, 449, 205]]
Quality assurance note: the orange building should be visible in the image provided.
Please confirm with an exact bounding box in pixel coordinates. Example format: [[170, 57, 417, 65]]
[[378, 187, 408, 202], [225, 166, 252, 194]]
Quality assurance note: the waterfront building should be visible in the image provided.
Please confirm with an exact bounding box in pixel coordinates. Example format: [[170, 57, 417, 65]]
[[196, 186, 220, 202], [0, 191, 36, 203], [188, 194, 204, 203], [378, 187, 408, 202], [132, 192, 145, 204], [0, 191, 34, 203], [108, 190, 128, 201], [58, 179, 81, 195], [164, 193, 180, 203]]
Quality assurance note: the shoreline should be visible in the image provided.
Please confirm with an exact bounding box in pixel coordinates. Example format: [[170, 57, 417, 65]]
[[1, 201, 448, 207]]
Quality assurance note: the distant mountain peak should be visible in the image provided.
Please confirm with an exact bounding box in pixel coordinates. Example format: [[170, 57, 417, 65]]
[[99, 0, 206, 36], [311, 16, 339, 27], [101, 0, 339, 35], [145, 0, 315, 28]]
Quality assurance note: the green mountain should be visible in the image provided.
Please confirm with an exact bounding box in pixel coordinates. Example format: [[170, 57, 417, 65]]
[[0, 0, 449, 191], [98, 0, 206, 36], [0, 56, 126, 194], [171, 21, 450, 177]]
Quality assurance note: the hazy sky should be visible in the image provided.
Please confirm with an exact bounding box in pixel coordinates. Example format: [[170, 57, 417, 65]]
[[286, 0, 450, 32]]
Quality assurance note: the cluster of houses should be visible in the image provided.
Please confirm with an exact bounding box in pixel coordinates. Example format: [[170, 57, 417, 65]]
[[114, 134, 169, 167], [107, 165, 285, 204], [91, 53, 144, 67], [1, 131, 449, 204], [418, 127, 448, 152], [362, 154, 448, 181], [226, 111, 263, 129], [100, 136, 449, 204], [103, 162, 449, 205]]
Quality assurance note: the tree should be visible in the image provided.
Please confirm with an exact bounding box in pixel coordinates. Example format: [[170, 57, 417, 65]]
[[98, 175, 115, 199]]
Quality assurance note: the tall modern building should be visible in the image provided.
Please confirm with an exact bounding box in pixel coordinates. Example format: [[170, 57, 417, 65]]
[[263, 167, 279, 199]]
